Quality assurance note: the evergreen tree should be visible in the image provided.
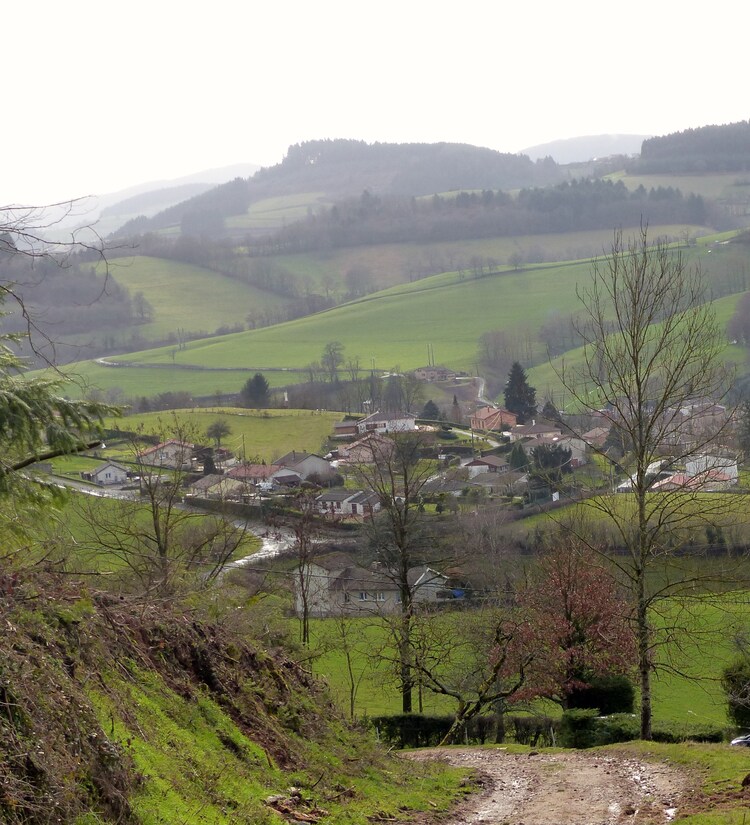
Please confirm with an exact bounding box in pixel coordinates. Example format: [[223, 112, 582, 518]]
[[241, 373, 270, 407], [504, 362, 537, 423], [421, 399, 440, 420], [509, 441, 528, 470]]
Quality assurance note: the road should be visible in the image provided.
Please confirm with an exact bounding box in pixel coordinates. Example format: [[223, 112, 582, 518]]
[[407, 747, 690, 825]]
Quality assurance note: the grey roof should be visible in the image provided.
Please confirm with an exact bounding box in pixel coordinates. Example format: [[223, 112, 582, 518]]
[[315, 488, 357, 502]]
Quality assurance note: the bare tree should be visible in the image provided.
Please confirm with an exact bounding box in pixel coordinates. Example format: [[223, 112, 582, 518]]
[[411, 604, 535, 745], [559, 226, 739, 739], [74, 423, 248, 594], [353, 432, 435, 712], [290, 490, 321, 646]]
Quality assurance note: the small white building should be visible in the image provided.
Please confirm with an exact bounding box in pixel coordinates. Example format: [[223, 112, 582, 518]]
[[355, 410, 417, 435], [81, 461, 129, 486]]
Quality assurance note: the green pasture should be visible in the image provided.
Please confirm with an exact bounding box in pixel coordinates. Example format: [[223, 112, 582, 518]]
[[529, 289, 747, 407], [45, 228, 749, 404], [101, 255, 288, 337], [516, 491, 750, 535], [248, 223, 710, 295], [307, 593, 750, 728], [80, 258, 598, 376], [104, 407, 341, 463], [227, 191, 331, 232], [56, 364, 295, 402], [610, 170, 750, 202]]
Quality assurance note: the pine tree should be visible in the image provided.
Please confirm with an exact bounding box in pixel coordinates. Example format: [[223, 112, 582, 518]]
[[504, 362, 537, 423], [421, 399, 440, 420]]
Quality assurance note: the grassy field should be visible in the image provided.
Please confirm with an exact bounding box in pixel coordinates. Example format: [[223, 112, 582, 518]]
[[45, 227, 749, 403], [104, 407, 341, 463], [103, 255, 289, 336], [307, 593, 748, 727]]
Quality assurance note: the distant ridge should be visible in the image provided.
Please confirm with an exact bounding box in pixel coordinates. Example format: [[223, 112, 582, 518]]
[[521, 134, 651, 164]]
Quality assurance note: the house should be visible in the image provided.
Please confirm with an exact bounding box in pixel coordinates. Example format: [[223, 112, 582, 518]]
[[413, 365, 458, 382], [509, 421, 563, 442], [294, 553, 401, 617], [294, 553, 464, 617], [685, 453, 738, 483], [138, 440, 194, 469], [332, 419, 360, 439], [355, 410, 417, 435], [533, 435, 588, 468], [185, 474, 245, 500], [408, 565, 470, 603], [335, 432, 396, 464], [465, 454, 509, 477], [274, 450, 334, 481], [582, 426, 610, 449], [470, 405, 518, 432], [226, 463, 301, 487], [81, 461, 129, 486], [314, 489, 381, 518]]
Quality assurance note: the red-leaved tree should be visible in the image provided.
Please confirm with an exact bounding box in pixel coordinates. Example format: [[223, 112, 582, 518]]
[[524, 534, 637, 708]]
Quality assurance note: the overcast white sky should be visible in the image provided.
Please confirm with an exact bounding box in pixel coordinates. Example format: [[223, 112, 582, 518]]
[[6, 0, 748, 205]]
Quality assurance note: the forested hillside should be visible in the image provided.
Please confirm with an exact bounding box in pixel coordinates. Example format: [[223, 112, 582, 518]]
[[632, 120, 750, 173]]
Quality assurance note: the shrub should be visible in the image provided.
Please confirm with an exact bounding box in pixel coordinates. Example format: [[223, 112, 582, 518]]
[[370, 714, 454, 749], [567, 674, 635, 715], [591, 713, 639, 745], [559, 709, 600, 749], [722, 656, 750, 728], [508, 715, 558, 747]]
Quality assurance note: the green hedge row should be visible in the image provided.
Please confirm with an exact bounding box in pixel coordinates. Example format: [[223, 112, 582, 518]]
[[559, 710, 726, 749], [369, 714, 559, 749], [370, 711, 727, 750]]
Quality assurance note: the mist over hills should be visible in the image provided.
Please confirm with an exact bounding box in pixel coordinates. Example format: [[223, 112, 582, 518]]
[[520, 134, 651, 164]]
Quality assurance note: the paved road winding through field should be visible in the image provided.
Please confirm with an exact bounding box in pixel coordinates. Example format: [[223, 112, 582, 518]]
[[407, 747, 690, 825]]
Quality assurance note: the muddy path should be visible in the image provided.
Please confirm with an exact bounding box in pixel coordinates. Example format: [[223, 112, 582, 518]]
[[406, 747, 691, 824]]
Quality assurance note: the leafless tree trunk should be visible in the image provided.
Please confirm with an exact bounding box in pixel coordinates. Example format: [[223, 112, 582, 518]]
[[558, 226, 739, 740], [354, 432, 434, 713]]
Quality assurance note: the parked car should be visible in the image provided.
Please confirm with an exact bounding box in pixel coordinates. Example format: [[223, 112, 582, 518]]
[[730, 734, 750, 746]]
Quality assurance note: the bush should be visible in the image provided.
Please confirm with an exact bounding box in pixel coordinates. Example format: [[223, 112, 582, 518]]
[[508, 715, 558, 747], [567, 674, 635, 715], [559, 709, 599, 749], [722, 656, 750, 728], [591, 713, 639, 745], [370, 714, 453, 749], [651, 721, 725, 744]]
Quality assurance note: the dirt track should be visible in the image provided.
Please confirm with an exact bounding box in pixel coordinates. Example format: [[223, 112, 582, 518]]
[[406, 747, 690, 824]]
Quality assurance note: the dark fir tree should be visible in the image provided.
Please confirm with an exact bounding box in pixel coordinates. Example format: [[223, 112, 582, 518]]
[[504, 362, 537, 423], [241, 373, 270, 408], [421, 399, 440, 420], [508, 441, 528, 470]]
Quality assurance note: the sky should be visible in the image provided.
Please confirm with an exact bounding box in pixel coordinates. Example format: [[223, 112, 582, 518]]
[[6, 0, 749, 205]]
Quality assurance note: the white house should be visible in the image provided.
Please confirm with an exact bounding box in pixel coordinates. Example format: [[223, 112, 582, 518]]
[[314, 489, 381, 518], [138, 440, 194, 470], [685, 453, 738, 483], [355, 410, 417, 435], [81, 461, 129, 486], [274, 450, 334, 481]]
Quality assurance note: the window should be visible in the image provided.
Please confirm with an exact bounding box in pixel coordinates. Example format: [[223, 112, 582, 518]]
[[358, 592, 368, 601], [376, 592, 385, 602]]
